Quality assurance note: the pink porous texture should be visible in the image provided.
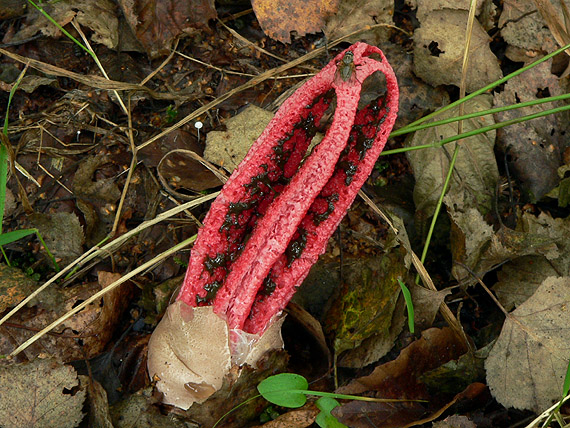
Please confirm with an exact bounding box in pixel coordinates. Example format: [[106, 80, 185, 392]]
[[177, 42, 399, 336]]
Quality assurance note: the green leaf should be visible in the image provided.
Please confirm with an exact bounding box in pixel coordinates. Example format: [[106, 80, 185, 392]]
[[257, 373, 308, 408], [398, 279, 415, 333], [315, 397, 347, 428], [0, 229, 37, 246]]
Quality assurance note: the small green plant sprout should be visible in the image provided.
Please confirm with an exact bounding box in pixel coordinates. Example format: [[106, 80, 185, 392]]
[[398, 278, 415, 333], [165, 105, 178, 123], [256, 373, 427, 427]]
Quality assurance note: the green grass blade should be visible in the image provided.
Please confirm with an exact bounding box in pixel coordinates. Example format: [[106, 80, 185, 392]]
[[389, 92, 570, 138], [27, 0, 95, 60], [398, 279, 415, 333], [0, 229, 38, 246], [396, 42, 570, 132], [382, 102, 570, 156]]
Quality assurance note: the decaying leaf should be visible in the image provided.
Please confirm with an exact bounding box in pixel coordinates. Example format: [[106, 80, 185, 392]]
[[406, 95, 498, 220], [324, 0, 393, 46], [323, 250, 406, 367], [433, 415, 477, 428], [81, 376, 114, 428], [450, 210, 569, 285], [499, 0, 567, 53], [205, 105, 274, 173], [415, 0, 489, 22], [29, 212, 84, 266], [335, 328, 469, 427], [11, 0, 119, 49], [73, 154, 121, 244], [413, 10, 502, 92], [338, 327, 468, 397], [410, 282, 451, 330], [0, 272, 132, 362], [493, 59, 567, 202], [485, 276, 570, 412], [0, 264, 37, 313], [252, 0, 339, 43], [493, 255, 560, 311], [118, 0, 217, 58], [378, 42, 450, 128], [0, 359, 85, 428]]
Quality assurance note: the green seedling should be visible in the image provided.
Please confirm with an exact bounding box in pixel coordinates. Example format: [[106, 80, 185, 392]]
[[213, 373, 426, 427], [398, 278, 415, 333], [165, 105, 178, 123]]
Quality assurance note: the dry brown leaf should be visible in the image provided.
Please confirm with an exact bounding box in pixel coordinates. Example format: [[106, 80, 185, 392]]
[[413, 10, 502, 92], [250, 405, 319, 428], [415, 0, 488, 22], [493, 58, 568, 202], [81, 376, 113, 428], [500, 0, 569, 53], [118, 0, 217, 58], [11, 0, 118, 49], [324, 0, 393, 45], [0, 265, 37, 314], [378, 42, 450, 129], [433, 414, 477, 428], [0, 272, 132, 362], [29, 212, 84, 266], [406, 95, 498, 220], [410, 282, 451, 330], [205, 105, 274, 173], [0, 359, 85, 428], [338, 327, 468, 398], [252, 0, 339, 43], [335, 328, 470, 427], [486, 276, 570, 412], [494, 255, 559, 311]]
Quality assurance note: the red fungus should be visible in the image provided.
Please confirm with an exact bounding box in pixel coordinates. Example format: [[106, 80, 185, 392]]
[[148, 42, 399, 409]]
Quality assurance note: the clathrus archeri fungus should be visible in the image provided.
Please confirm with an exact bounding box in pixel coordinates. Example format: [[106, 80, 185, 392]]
[[147, 42, 399, 409]]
